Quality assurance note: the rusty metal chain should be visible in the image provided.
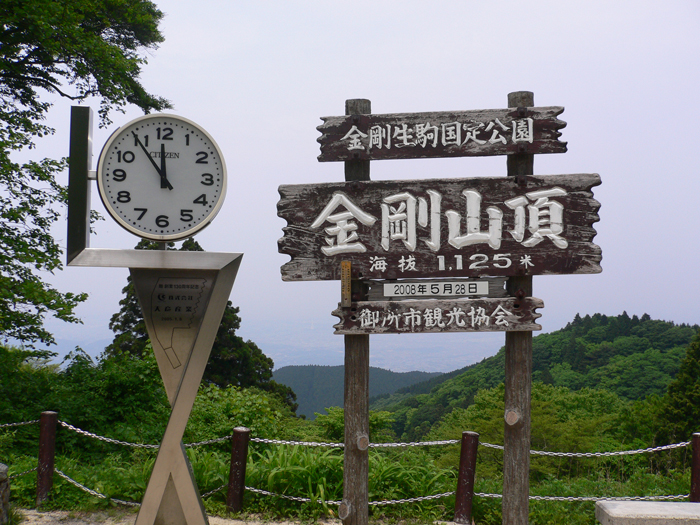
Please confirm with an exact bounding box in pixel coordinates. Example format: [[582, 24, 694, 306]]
[[479, 440, 690, 457], [201, 483, 227, 498], [245, 485, 454, 506], [184, 435, 232, 448], [251, 437, 345, 448], [251, 437, 460, 448], [8, 466, 37, 480], [369, 492, 455, 506], [370, 439, 460, 448], [57, 420, 690, 458], [55, 469, 140, 507], [0, 419, 39, 429], [474, 492, 689, 502], [59, 421, 159, 449]]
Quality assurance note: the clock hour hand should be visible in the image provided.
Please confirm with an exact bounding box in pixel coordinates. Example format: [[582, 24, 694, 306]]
[[132, 132, 173, 190], [159, 143, 173, 190]]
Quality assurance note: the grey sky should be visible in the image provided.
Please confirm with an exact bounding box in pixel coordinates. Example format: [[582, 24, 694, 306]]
[[35, 0, 700, 372]]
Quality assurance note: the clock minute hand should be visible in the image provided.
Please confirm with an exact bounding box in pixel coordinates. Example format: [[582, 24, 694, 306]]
[[132, 132, 173, 190]]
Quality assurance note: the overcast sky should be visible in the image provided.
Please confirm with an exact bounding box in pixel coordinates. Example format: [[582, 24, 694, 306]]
[[33, 0, 700, 372]]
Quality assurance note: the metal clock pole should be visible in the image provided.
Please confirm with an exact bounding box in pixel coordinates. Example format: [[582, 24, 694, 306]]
[[67, 107, 242, 525]]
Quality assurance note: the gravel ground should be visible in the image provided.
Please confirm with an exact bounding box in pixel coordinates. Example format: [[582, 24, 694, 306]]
[[16, 509, 343, 525]]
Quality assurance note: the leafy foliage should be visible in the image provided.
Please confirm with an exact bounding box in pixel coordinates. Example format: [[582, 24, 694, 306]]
[[0, 0, 170, 123], [104, 239, 297, 410], [3, 312, 700, 524], [657, 331, 700, 443], [313, 406, 396, 443], [0, 0, 170, 346], [380, 313, 698, 441]]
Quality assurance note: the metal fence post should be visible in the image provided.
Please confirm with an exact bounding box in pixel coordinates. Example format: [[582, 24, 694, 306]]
[[691, 433, 700, 502], [226, 426, 251, 512], [454, 431, 479, 524], [36, 411, 57, 506]]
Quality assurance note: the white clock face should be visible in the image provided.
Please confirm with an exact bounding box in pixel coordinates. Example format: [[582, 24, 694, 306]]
[[97, 114, 227, 241]]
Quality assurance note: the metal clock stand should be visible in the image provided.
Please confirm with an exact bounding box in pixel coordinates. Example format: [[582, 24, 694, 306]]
[[67, 106, 242, 525]]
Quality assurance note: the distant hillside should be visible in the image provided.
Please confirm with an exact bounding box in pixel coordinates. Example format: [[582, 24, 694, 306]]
[[376, 312, 699, 442], [370, 364, 473, 410], [273, 365, 441, 419]]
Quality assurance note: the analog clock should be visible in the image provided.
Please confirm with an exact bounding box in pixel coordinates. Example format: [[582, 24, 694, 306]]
[[96, 114, 227, 241]]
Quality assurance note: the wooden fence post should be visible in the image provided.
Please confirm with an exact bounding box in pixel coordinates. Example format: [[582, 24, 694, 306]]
[[691, 433, 700, 502], [226, 426, 251, 512], [339, 98, 371, 525], [36, 411, 57, 506], [454, 431, 479, 524], [503, 90, 535, 525]]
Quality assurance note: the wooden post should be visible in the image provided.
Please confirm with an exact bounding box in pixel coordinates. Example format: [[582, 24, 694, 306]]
[[454, 431, 479, 524], [691, 433, 700, 502], [503, 91, 535, 525], [226, 426, 251, 512], [339, 98, 371, 525], [36, 411, 57, 506]]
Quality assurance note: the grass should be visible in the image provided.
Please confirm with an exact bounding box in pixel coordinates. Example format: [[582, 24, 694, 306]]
[[4, 445, 694, 524]]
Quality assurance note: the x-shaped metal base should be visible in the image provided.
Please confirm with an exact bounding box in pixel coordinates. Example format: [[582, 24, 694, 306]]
[[130, 257, 241, 525]]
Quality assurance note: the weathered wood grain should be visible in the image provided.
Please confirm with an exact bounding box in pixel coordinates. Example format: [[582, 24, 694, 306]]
[[503, 90, 534, 525], [278, 174, 602, 281], [331, 297, 543, 335], [317, 106, 566, 162], [342, 98, 370, 525]]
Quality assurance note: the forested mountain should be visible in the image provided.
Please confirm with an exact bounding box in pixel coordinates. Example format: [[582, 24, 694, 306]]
[[373, 312, 698, 442], [273, 365, 441, 418]]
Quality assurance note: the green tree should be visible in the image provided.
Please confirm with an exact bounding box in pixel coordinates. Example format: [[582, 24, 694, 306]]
[[106, 239, 298, 411], [0, 0, 170, 345], [659, 330, 700, 442], [104, 239, 185, 358]]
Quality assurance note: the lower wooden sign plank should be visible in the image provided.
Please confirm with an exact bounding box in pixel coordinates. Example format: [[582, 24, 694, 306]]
[[332, 297, 543, 335]]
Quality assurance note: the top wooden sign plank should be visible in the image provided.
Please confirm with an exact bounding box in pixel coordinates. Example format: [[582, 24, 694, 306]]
[[317, 106, 567, 162]]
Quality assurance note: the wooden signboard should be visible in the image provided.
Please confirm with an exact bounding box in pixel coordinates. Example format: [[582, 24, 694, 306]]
[[317, 106, 566, 162], [332, 297, 543, 335], [278, 173, 601, 281]]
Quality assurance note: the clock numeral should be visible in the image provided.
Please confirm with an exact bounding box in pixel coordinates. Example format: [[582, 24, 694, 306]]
[[112, 169, 127, 182], [185, 134, 190, 146], [195, 151, 209, 164], [117, 191, 131, 203], [155, 215, 169, 228], [156, 127, 173, 140], [134, 208, 148, 220], [180, 209, 193, 222], [117, 151, 135, 163], [201, 173, 214, 186], [193, 194, 208, 206], [134, 134, 148, 147]]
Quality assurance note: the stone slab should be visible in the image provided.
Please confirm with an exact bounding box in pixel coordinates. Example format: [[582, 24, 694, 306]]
[[1, 463, 8, 525], [596, 501, 700, 525]]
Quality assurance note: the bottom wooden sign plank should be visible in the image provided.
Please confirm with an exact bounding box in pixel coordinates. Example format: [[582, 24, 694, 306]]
[[332, 297, 543, 335]]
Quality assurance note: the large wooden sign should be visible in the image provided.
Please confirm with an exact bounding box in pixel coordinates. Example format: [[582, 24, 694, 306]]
[[317, 106, 567, 162], [332, 297, 543, 335], [278, 174, 601, 281]]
